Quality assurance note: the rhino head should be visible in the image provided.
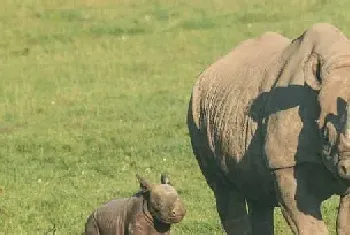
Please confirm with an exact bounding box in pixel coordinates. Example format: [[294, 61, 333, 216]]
[[293, 24, 350, 181], [136, 173, 186, 224], [306, 43, 350, 180], [318, 92, 350, 181]]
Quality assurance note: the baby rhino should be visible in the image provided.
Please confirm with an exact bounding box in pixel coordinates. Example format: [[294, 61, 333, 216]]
[[84, 174, 186, 235]]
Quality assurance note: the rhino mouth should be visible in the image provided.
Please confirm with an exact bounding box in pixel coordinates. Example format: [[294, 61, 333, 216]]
[[155, 213, 185, 224], [321, 135, 350, 181], [159, 217, 184, 224]]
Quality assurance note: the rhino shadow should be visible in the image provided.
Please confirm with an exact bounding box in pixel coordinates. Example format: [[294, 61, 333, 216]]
[[242, 84, 346, 217]]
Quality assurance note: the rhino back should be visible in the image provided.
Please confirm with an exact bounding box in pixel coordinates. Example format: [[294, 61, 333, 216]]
[[189, 33, 290, 194]]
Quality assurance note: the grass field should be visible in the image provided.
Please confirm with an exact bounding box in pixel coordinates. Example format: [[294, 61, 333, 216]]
[[0, 0, 349, 234]]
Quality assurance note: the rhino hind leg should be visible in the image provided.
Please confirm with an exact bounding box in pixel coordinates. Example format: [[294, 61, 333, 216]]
[[213, 181, 252, 235], [187, 123, 251, 234], [247, 200, 274, 235], [273, 166, 329, 235]]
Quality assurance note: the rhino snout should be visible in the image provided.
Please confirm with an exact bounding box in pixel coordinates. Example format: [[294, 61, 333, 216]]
[[168, 200, 186, 223], [337, 160, 350, 180], [173, 205, 186, 217]]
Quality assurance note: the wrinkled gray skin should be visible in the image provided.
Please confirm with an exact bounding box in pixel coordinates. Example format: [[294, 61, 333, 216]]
[[187, 23, 350, 234], [84, 174, 186, 235]]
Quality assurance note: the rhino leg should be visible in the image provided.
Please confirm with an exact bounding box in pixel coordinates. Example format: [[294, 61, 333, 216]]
[[337, 193, 350, 235], [192, 151, 251, 234], [247, 200, 274, 235], [212, 181, 252, 235], [273, 166, 328, 235], [188, 119, 251, 234]]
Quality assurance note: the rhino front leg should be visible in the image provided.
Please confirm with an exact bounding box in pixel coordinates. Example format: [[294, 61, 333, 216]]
[[273, 166, 328, 235], [337, 193, 350, 235]]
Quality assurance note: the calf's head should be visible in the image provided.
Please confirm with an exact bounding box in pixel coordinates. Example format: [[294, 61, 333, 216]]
[[136, 174, 186, 224]]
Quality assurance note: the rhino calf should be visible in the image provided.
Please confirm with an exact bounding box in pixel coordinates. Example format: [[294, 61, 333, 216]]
[[84, 174, 186, 235]]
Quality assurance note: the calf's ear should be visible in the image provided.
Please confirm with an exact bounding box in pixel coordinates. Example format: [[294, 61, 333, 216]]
[[136, 174, 152, 192]]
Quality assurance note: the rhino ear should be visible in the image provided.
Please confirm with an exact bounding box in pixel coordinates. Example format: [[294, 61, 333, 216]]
[[136, 174, 152, 192], [160, 173, 170, 184], [305, 53, 322, 91]]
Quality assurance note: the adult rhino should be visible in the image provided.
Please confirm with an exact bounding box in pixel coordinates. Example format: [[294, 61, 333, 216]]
[[187, 23, 350, 235]]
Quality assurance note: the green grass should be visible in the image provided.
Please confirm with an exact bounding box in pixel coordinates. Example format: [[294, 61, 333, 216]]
[[0, 0, 348, 234]]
